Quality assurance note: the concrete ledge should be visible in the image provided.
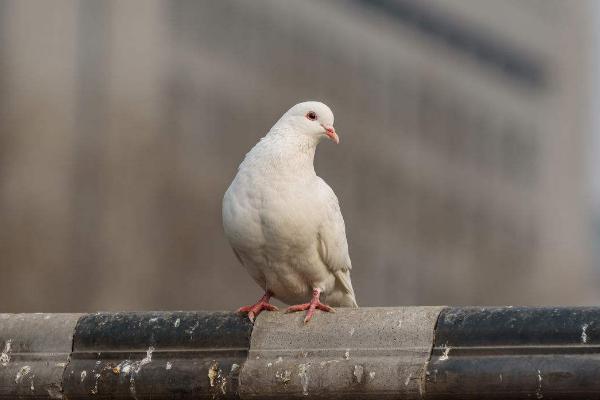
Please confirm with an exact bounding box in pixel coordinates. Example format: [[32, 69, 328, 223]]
[[1, 307, 600, 398], [426, 307, 600, 399], [0, 313, 81, 399], [240, 307, 443, 399], [63, 311, 252, 399]]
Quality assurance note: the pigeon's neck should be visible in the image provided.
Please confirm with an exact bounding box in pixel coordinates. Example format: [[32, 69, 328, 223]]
[[242, 129, 318, 177]]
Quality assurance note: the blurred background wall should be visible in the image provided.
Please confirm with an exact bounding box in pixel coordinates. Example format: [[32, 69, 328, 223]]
[[0, 0, 598, 312]]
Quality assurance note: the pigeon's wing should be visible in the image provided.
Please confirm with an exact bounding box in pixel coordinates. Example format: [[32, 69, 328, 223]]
[[316, 178, 358, 307], [232, 248, 244, 265]]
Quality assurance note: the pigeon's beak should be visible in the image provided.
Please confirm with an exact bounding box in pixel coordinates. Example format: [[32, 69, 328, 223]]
[[323, 126, 339, 144]]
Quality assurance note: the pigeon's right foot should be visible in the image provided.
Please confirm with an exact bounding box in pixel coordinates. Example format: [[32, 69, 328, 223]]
[[285, 288, 335, 323], [236, 291, 278, 322]]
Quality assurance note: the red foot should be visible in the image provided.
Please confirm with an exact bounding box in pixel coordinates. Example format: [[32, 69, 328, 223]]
[[285, 288, 335, 323], [237, 291, 278, 322]]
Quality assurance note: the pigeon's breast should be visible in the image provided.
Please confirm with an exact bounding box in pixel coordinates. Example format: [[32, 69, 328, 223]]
[[224, 169, 339, 302], [223, 170, 320, 256], [261, 176, 322, 246]]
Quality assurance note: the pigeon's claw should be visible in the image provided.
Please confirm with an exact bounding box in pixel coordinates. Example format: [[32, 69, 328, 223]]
[[236, 291, 278, 322], [285, 288, 335, 323]]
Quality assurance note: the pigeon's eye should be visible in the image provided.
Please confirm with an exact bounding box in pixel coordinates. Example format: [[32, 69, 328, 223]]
[[306, 111, 317, 121]]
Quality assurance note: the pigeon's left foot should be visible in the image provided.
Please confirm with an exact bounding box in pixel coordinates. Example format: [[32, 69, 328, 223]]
[[285, 288, 335, 323], [237, 291, 278, 322]]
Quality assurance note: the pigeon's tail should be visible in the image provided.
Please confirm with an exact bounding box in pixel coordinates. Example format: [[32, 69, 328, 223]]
[[347, 292, 358, 308], [336, 294, 358, 308], [334, 270, 358, 308]]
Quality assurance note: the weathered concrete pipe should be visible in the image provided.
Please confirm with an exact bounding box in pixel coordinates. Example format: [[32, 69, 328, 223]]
[[1, 307, 600, 399]]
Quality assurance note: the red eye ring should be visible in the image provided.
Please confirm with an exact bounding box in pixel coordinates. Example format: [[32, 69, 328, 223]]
[[306, 111, 317, 121]]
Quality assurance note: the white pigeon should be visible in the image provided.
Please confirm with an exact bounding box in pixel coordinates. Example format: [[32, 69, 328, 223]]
[[222, 101, 358, 323]]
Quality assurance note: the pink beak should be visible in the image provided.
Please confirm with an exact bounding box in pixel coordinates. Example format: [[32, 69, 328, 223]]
[[324, 126, 339, 144]]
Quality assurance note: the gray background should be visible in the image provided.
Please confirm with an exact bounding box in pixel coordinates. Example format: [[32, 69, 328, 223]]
[[0, 0, 598, 312]]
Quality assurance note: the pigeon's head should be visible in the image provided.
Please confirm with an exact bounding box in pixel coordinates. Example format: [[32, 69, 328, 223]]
[[279, 101, 339, 144]]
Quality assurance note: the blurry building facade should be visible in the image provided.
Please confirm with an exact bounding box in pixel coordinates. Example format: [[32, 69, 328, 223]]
[[0, 0, 596, 312]]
